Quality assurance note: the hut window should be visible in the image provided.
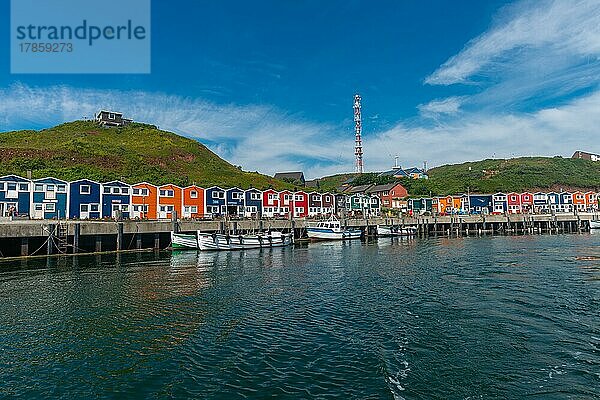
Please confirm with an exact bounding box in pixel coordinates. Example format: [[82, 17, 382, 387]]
[[190, 191, 198, 198], [19, 183, 29, 191], [7, 183, 17, 190], [141, 189, 149, 196], [91, 204, 99, 212], [160, 190, 166, 196], [112, 188, 120, 194], [34, 184, 43, 191], [191, 206, 197, 213], [132, 188, 140, 195], [57, 185, 66, 192], [0, 183, 4, 190], [80, 185, 91, 194], [121, 188, 129, 194], [104, 187, 111, 194], [45, 203, 55, 212]]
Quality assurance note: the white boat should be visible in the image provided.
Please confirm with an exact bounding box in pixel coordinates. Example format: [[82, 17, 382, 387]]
[[377, 225, 417, 237], [590, 220, 600, 229], [306, 216, 362, 240], [171, 231, 199, 249], [197, 230, 293, 251]]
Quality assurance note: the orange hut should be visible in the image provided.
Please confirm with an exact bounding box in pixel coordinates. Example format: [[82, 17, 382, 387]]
[[585, 191, 598, 211], [572, 191, 586, 212], [183, 185, 205, 219], [131, 182, 158, 220], [158, 184, 183, 219], [438, 196, 461, 214]]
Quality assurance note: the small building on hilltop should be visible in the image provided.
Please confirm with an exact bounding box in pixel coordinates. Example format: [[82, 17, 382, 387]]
[[95, 110, 133, 127], [572, 151, 600, 161], [274, 172, 305, 187]]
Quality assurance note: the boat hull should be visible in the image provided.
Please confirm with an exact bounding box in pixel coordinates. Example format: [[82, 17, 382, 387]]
[[377, 225, 417, 237], [171, 232, 199, 249], [197, 231, 293, 251], [306, 228, 362, 241], [590, 220, 600, 229]]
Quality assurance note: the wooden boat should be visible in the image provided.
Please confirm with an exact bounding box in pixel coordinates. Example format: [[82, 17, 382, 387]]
[[306, 216, 362, 241], [171, 231, 199, 249], [197, 230, 293, 251], [590, 220, 600, 229], [377, 225, 417, 237]]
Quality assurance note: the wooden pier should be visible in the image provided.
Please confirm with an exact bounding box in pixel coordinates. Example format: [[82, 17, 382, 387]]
[[0, 213, 597, 258]]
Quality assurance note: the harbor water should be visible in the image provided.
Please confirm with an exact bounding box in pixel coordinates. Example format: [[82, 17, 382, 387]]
[[1, 234, 599, 399]]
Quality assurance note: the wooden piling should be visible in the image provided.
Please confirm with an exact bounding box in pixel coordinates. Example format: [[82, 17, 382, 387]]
[[20, 237, 29, 257], [73, 223, 80, 253], [117, 222, 124, 251]]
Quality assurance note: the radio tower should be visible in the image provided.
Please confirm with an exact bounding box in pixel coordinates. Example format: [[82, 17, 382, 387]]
[[353, 94, 364, 174]]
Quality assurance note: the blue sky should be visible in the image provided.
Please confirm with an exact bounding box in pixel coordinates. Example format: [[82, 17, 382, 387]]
[[1, 0, 600, 178]]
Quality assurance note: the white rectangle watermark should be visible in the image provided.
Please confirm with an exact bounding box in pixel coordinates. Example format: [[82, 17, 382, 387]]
[[11, 0, 151, 74]]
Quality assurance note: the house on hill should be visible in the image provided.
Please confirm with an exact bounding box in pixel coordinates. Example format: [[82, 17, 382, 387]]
[[572, 150, 600, 161], [95, 110, 133, 127], [274, 172, 305, 186], [378, 167, 428, 179]]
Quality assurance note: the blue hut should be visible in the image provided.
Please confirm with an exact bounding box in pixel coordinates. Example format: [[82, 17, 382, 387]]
[[68, 179, 101, 219], [31, 177, 68, 219], [225, 187, 244, 216], [244, 188, 262, 218], [492, 193, 507, 214], [468, 194, 492, 214], [547, 192, 560, 212], [533, 192, 549, 213], [101, 181, 132, 218], [204, 186, 226, 217], [559, 192, 573, 213], [0, 175, 31, 217]]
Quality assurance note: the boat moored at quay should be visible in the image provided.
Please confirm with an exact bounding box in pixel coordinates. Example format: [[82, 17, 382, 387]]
[[376, 225, 417, 237], [171, 230, 294, 251], [306, 216, 363, 241]]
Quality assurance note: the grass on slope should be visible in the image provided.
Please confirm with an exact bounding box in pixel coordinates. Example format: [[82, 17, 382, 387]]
[[0, 121, 293, 189], [317, 157, 600, 196], [423, 157, 600, 195], [316, 173, 358, 192]]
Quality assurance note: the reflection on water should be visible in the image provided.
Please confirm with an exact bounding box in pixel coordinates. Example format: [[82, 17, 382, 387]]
[[0, 235, 599, 399]]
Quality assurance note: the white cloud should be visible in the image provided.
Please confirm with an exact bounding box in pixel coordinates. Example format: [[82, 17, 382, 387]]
[[426, 0, 600, 86], [365, 90, 600, 171], [0, 84, 353, 179], [418, 97, 464, 117]]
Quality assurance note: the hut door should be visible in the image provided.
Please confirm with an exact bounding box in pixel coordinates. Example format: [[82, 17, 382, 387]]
[[80, 204, 90, 219]]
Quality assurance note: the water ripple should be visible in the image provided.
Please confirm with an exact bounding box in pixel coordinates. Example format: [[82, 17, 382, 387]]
[[0, 235, 599, 398]]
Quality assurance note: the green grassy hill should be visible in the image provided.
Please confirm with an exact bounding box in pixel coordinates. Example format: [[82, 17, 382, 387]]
[[423, 157, 600, 195], [316, 173, 358, 192], [318, 157, 600, 196], [0, 121, 292, 189]]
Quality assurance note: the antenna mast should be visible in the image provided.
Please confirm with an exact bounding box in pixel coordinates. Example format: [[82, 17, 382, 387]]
[[354, 94, 364, 174]]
